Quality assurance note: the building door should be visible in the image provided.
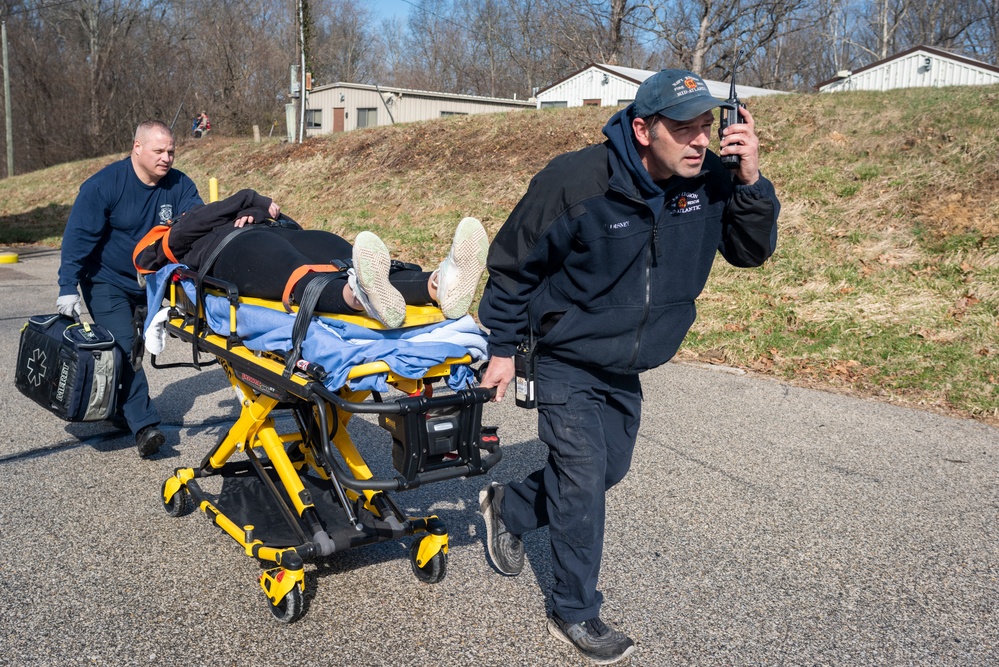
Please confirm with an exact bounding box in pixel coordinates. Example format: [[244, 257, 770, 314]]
[[583, 99, 601, 106], [333, 107, 345, 133]]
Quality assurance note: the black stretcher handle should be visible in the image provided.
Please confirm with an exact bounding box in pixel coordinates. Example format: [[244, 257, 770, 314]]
[[309, 385, 500, 491], [313, 383, 496, 414]]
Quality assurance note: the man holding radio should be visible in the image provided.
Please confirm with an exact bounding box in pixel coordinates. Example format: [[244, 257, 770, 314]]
[[477, 69, 780, 664]]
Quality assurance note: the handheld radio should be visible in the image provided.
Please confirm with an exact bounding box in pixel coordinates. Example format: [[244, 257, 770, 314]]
[[719, 48, 747, 169], [514, 336, 537, 409]]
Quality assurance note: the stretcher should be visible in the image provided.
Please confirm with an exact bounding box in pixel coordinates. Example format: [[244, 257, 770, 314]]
[[152, 265, 501, 623]]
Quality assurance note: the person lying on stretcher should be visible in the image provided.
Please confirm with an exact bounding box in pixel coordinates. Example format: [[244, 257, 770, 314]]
[[133, 189, 489, 328]]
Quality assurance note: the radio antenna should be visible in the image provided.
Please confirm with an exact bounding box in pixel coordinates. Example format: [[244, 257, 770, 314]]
[[729, 47, 746, 99]]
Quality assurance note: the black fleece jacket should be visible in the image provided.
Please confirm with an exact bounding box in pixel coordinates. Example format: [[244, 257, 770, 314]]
[[478, 105, 780, 374]]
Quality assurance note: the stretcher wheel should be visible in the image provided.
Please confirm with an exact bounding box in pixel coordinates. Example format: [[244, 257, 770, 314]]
[[161, 479, 192, 517], [268, 584, 304, 623], [410, 537, 447, 584]]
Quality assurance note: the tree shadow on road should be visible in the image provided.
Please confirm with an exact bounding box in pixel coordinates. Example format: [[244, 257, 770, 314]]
[[0, 204, 73, 245]]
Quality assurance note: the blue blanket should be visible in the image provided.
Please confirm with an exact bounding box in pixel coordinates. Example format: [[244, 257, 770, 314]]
[[144, 265, 487, 393]]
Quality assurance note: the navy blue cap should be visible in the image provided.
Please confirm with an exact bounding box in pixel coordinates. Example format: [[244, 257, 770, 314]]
[[633, 69, 734, 121]]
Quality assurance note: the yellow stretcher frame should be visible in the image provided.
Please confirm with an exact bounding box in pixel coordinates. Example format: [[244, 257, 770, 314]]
[[154, 267, 500, 623]]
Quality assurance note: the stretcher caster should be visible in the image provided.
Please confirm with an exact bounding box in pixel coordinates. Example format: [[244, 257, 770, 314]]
[[260, 561, 306, 624], [410, 535, 448, 584], [267, 582, 304, 623], [161, 477, 192, 517]]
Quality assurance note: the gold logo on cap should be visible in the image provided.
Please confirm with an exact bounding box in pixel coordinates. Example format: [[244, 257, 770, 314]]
[[684, 77, 698, 89]]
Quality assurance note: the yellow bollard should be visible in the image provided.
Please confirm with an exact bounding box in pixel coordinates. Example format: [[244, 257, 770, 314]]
[[209, 177, 219, 203]]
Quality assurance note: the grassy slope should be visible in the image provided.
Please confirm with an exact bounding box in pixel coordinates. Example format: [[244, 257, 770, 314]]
[[1, 86, 996, 425]]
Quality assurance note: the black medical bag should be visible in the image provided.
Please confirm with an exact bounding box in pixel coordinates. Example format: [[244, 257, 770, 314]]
[[15, 314, 121, 422]]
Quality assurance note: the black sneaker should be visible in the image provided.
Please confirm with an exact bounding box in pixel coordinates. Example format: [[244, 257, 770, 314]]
[[547, 615, 636, 664], [136, 425, 165, 458], [478, 482, 524, 575]]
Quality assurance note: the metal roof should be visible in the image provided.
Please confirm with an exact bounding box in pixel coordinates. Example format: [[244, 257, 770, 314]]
[[309, 81, 535, 107], [536, 63, 787, 98], [816, 45, 999, 90]]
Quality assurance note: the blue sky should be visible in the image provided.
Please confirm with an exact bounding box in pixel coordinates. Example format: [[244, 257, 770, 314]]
[[368, 0, 412, 21]]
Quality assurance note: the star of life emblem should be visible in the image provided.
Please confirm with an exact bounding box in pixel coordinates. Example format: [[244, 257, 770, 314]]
[[26, 349, 47, 387]]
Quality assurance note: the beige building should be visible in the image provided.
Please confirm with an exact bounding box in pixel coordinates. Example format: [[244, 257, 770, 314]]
[[818, 45, 999, 92], [303, 82, 535, 136], [535, 63, 786, 109]]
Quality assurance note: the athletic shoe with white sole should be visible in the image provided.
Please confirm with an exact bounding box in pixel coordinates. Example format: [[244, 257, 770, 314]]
[[434, 217, 488, 319], [349, 231, 406, 328]]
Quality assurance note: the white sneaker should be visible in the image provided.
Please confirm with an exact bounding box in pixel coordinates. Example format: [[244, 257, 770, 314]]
[[435, 217, 488, 319], [349, 231, 406, 328]]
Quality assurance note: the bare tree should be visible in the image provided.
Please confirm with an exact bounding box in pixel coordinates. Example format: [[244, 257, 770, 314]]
[[4, 2, 83, 172], [3, 0, 997, 179], [969, 0, 999, 61], [399, 0, 471, 92], [177, 0, 293, 135], [2, 0, 294, 173], [461, 0, 508, 97], [370, 15, 410, 86], [541, 0, 644, 67], [310, 0, 376, 85], [898, 0, 981, 51], [45, 0, 155, 153], [635, 0, 811, 79], [500, 0, 575, 96], [858, 0, 911, 58], [745, 0, 840, 90]]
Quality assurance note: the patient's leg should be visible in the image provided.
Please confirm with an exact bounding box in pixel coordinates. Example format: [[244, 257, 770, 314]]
[[279, 227, 434, 306], [389, 268, 433, 305]]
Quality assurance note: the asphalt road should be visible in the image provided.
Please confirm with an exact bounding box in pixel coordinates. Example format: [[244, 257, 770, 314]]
[[1, 245, 996, 666]]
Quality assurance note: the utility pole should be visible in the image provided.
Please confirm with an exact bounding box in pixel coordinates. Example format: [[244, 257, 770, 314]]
[[2, 18, 13, 178], [297, 0, 306, 143]]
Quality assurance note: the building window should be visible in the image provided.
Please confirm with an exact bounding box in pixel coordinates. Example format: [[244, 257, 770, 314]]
[[540, 101, 568, 108], [305, 109, 322, 129], [583, 99, 601, 106], [357, 108, 377, 128], [441, 111, 468, 117], [617, 99, 634, 106]]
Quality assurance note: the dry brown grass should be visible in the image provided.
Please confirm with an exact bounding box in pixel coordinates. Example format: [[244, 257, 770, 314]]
[[1, 87, 996, 425]]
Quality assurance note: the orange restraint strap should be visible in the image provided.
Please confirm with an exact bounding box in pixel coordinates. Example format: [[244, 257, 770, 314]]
[[132, 225, 178, 274], [282, 264, 341, 312]]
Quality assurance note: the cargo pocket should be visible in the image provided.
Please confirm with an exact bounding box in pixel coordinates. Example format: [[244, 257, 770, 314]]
[[535, 378, 600, 548], [537, 378, 570, 406]]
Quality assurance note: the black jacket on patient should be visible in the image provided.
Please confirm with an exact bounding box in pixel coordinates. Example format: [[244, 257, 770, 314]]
[[135, 189, 299, 272], [133, 189, 431, 313]]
